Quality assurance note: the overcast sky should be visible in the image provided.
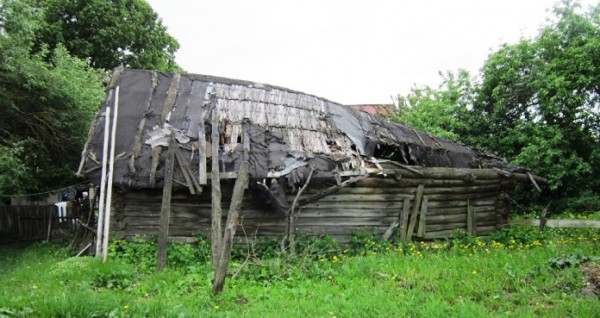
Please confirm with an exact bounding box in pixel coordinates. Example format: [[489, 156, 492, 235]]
[[145, 0, 596, 105]]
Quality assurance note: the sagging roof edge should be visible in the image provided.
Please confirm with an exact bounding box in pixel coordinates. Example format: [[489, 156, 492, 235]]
[[77, 68, 546, 191]]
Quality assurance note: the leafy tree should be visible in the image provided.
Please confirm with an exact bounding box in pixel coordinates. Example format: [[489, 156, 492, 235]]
[[472, 0, 600, 209], [27, 0, 180, 71], [393, 69, 474, 141], [0, 0, 105, 194], [393, 1, 600, 211]]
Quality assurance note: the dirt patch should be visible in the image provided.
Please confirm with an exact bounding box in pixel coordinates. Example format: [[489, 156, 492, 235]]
[[580, 262, 600, 298]]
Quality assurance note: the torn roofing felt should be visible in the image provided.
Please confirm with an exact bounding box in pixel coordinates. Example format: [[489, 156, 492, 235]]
[[78, 68, 526, 190]]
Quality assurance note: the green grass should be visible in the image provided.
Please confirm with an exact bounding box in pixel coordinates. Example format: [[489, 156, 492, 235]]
[[0, 226, 598, 317]]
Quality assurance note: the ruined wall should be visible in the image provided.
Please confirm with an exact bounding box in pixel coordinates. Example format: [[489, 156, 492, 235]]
[[109, 167, 513, 243]]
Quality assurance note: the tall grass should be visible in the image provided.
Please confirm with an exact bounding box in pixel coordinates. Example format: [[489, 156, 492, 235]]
[[0, 226, 598, 317]]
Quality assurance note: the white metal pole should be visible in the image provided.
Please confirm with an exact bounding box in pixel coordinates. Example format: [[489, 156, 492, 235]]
[[102, 86, 120, 262], [95, 106, 111, 257]]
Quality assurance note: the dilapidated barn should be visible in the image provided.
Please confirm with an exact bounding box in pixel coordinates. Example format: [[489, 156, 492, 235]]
[[78, 68, 544, 244]]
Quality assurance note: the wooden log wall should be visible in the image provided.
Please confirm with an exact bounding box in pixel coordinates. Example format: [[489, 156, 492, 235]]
[[110, 167, 514, 243]]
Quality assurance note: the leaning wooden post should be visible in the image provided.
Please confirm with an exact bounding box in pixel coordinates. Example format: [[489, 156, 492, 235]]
[[539, 202, 551, 232], [212, 161, 249, 294], [156, 134, 176, 272], [96, 106, 111, 256], [102, 86, 120, 262], [210, 96, 222, 272]]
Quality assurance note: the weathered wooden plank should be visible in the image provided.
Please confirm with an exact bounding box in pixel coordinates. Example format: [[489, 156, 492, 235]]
[[302, 184, 502, 195], [424, 225, 497, 239], [425, 219, 498, 232], [406, 185, 424, 241], [428, 211, 497, 224], [174, 147, 195, 194], [355, 178, 501, 188], [381, 167, 546, 184], [417, 196, 428, 237], [213, 161, 249, 294], [297, 174, 370, 208], [149, 147, 163, 187], [427, 205, 496, 216], [467, 199, 474, 235], [198, 123, 207, 185], [160, 74, 181, 123], [210, 95, 222, 272], [157, 136, 176, 272], [427, 197, 498, 207], [399, 198, 411, 242]]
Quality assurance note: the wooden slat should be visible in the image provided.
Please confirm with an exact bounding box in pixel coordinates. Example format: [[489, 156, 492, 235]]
[[406, 185, 424, 241], [198, 123, 207, 185], [399, 198, 411, 242], [417, 196, 428, 237]]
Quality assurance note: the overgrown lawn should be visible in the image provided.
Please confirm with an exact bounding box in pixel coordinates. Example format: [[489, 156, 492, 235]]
[[0, 226, 598, 317]]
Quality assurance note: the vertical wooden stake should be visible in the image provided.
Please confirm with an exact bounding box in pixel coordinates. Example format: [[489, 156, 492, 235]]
[[417, 196, 428, 237], [157, 135, 176, 272], [46, 207, 52, 242], [467, 199, 474, 235], [212, 161, 249, 294], [400, 198, 411, 243], [210, 96, 222, 272]]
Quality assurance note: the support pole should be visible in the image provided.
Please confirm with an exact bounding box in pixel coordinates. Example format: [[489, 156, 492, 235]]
[[157, 135, 176, 272], [96, 106, 111, 256], [102, 86, 120, 262], [210, 96, 222, 272], [212, 161, 249, 294]]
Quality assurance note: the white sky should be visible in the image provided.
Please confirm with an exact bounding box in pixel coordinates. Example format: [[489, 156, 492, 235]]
[[145, 0, 596, 105]]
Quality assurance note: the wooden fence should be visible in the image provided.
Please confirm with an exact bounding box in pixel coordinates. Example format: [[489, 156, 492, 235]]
[[0, 205, 82, 241]]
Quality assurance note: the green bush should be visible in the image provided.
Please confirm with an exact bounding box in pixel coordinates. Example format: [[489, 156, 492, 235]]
[[91, 261, 135, 290]]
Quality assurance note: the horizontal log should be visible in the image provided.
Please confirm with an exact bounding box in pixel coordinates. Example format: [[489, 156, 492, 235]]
[[427, 192, 500, 201], [355, 178, 501, 188], [385, 167, 546, 184], [301, 193, 413, 202], [302, 201, 405, 210], [426, 222, 467, 232], [427, 211, 497, 224], [427, 205, 496, 216], [423, 225, 497, 239], [427, 197, 497, 207], [425, 218, 498, 232]]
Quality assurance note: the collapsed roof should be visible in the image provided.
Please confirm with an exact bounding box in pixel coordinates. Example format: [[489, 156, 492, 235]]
[[78, 68, 525, 190]]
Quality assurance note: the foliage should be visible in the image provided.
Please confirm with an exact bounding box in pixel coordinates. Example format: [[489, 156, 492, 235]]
[[108, 235, 211, 273], [392, 0, 600, 212], [348, 228, 394, 256], [549, 254, 600, 269], [393, 69, 474, 141], [24, 0, 180, 71], [0, 0, 105, 194]]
